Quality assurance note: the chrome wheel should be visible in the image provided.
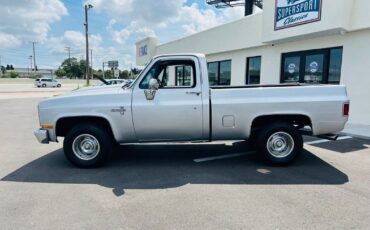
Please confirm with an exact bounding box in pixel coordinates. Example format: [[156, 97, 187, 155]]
[[72, 134, 100, 161], [266, 132, 294, 158]]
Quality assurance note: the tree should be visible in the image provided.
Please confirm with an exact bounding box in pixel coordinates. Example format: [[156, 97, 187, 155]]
[[131, 67, 142, 75], [1, 66, 5, 75], [119, 70, 130, 79], [104, 70, 113, 79], [55, 68, 66, 78], [60, 58, 85, 79]]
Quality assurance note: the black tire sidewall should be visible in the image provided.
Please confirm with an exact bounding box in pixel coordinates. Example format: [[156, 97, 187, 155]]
[[257, 123, 303, 165], [63, 124, 112, 168], [42, 84, 46, 87]]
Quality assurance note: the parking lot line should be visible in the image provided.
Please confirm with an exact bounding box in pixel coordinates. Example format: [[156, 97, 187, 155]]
[[193, 152, 255, 163], [305, 136, 352, 145]]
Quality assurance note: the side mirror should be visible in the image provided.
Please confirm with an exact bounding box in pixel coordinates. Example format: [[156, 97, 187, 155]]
[[149, 79, 159, 90], [144, 79, 159, 100]]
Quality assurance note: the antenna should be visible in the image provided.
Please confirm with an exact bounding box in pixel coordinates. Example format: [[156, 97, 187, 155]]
[[206, 0, 263, 16]]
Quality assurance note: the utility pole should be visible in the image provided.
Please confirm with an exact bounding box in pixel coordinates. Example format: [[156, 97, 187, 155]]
[[28, 55, 33, 77], [84, 4, 93, 85], [30, 42, 37, 73], [102, 62, 107, 79], [65, 47, 71, 64], [90, 49, 93, 79], [0, 55, 2, 77]]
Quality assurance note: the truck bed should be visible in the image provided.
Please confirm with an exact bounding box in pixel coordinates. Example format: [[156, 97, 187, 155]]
[[209, 84, 349, 140]]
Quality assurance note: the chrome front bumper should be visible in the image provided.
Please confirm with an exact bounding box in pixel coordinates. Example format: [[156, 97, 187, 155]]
[[34, 129, 49, 144]]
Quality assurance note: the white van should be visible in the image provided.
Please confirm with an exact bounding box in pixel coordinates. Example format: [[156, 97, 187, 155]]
[[35, 78, 62, 88]]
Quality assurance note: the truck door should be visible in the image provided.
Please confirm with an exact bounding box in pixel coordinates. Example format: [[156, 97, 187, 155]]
[[132, 57, 204, 141]]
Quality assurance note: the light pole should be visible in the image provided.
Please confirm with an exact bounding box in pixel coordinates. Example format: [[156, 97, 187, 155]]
[[84, 4, 93, 85]]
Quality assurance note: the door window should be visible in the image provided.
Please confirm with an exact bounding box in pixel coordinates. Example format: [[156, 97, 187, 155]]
[[283, 56, 300, 83], [304, 54, 324, 84], [139, 60, 195, 89]]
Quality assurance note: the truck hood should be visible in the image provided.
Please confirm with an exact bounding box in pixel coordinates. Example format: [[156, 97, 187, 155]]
[[38, 84, 131, 109]]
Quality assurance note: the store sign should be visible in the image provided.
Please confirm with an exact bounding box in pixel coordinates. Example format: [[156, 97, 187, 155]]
[[275, 0, 322, 30], [138, 45, 148, 57]]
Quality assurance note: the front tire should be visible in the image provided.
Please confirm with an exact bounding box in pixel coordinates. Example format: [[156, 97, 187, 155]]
[[42, 84, 46, 88], [256, 123, 303, 166], [63, 124, 113, 168]]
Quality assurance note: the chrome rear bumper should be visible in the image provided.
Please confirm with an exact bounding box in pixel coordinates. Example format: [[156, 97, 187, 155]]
[[34, 129, 49, 144]]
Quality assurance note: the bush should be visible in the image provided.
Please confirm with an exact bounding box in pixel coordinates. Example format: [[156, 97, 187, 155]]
[[9, 71, 19, 78], [30, 74, 42, 79]]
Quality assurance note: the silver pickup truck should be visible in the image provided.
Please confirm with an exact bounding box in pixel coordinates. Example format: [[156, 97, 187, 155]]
[[34, 54, 350, 167]]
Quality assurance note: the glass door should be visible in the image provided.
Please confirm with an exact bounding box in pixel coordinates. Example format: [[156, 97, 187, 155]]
[[281, 49, 330, 84]]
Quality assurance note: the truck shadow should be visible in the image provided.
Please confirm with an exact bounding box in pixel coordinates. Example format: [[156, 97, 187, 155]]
[[308, 137, 370, 153], [2, 141, 348, 197]]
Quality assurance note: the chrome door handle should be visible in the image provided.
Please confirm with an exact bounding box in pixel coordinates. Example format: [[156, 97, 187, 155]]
[[186, 91, 201, 96]]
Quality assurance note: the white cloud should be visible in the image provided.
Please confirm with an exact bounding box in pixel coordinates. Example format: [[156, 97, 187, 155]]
[[98, 1, 244, 46], [47, 30, 135, 69], [0, 33, 22, 48], [89, 0, 184, 25], [0, 0, 67, 46], [48, 31, 102, 54]]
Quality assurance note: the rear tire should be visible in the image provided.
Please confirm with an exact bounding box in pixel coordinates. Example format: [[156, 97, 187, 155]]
[[63, 124, 113, 168], [256, 123, 303, 166], [42, 84, 46, 88], [57, 84, 61, 88]]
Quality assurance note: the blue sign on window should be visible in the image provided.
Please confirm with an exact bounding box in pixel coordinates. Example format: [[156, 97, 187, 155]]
[[275, 0, 322, 30]]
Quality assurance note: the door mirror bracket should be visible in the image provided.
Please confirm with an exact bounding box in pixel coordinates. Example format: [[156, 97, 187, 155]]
[[144, 79, 159, 100]]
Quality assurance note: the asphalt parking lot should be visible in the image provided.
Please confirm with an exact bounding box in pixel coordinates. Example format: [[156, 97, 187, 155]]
[[0, 87, 370, 229]]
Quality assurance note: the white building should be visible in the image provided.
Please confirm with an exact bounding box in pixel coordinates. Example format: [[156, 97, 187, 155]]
[[136, 0, 370, 127]]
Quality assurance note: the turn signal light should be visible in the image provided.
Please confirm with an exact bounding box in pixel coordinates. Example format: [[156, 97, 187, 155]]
[[41, 124, 54, 129], [343, 103, 350, 116]]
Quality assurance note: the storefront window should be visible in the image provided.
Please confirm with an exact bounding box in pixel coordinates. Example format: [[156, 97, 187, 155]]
[[207, 60, 231, 86], [328, 48, 343, 84], [219, 60, 231, 85], [281, 47, 343, 84], [175, 65, 192, 86], [208, 62, 218, 86], [246, 56, 261, 84]]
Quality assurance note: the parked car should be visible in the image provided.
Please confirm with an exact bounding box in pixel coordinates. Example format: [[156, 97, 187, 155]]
[[34, 78, 62, 88], [34, 54, 349, 168]]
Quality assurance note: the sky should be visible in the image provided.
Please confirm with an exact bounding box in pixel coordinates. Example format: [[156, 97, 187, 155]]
[[0, 0, 244, 70]]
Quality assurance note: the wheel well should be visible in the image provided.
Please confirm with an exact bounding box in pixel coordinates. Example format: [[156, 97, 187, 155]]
[[56, 116, 114, 138], [251, 114, 312, 132]]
